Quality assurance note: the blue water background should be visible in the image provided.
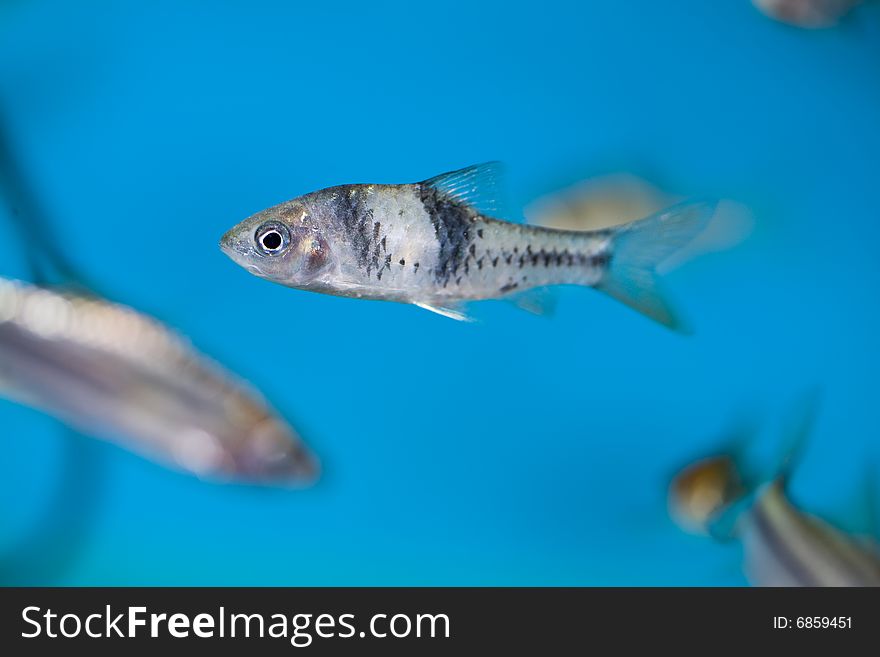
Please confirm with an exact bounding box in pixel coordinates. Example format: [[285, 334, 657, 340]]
[[0, 1, 878, 585]]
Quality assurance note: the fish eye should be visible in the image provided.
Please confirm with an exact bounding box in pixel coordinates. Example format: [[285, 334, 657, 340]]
[[255, 222, 290, 255], [262, 231, 282, 250]]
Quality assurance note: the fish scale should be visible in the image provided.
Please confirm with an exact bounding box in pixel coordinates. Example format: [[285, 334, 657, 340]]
[[323, 183, 612, 301], [436, 216, 612, 300]]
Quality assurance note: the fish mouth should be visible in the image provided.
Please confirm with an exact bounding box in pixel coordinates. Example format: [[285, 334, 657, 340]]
[[218, 229, 244, 256], [244, 453, 320, 486], [285, 449, 321, 483], [219, 230, 263, 276], [239, 421, 321, 486]]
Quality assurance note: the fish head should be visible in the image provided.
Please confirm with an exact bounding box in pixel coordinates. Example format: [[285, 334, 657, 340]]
[[668, 455, 744, 535], [169, 389, 319, 486], [226, 415, 320, 485], [217, 389, 320, 485], [220, 194, 336, 289]]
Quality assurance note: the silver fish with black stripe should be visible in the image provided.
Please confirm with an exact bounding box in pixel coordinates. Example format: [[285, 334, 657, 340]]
[[220, 163, 716, 329]]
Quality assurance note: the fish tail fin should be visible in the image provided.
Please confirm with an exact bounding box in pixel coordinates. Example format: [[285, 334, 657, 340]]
[[596, 200, 717, 332]]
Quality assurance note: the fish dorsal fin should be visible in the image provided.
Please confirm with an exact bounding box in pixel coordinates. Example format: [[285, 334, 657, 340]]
[[773, 387, 822, 489], [421, 162, 505, 217], [0, 113, 96, 293]]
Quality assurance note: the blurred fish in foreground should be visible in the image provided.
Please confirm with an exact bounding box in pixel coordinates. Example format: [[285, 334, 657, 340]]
[[0, 110, 318, 486], [0, 277, 319, 484], [525, 173, 753, 274], [669, 398, 880, 586], [752, 0, 862, 28]]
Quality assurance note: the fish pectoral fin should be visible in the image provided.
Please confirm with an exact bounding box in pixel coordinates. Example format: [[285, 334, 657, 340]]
[[504, 287, 558, 318], [413, 301, 475, 322]]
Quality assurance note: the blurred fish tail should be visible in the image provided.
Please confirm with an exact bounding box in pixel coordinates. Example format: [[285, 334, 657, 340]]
[[597, 200, 716, 332]]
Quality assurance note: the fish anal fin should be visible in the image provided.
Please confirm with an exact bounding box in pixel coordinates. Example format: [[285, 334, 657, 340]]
[[505, 287, 558, 317], [413, 301, 474, 322]]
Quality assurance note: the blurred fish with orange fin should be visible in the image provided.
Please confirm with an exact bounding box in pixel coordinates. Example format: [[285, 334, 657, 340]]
[[525, 173, 753, 274], [669, 394, 880, 586], [670, 454, 747, 537], [753, 0, 862, 28], [0, 112, 318, 486]]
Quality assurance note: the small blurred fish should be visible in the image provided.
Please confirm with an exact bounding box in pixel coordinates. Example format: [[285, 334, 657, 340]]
[[220, 163, 718, 330], [669, 454, 747, 536], [669, 398, 880, 586], [753, 0, 863, 28], [0, 111, 317, 485], [525, 173, 668, 233], [525, 173, 753, 274]]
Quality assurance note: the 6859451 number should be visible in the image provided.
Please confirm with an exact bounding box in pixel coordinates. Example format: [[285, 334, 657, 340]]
[[773, 616, 852, 629]]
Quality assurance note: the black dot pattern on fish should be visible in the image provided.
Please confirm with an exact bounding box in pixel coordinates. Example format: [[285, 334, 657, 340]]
[[373, 226, 396, 281], [330, 187, 401, 280], [419, 184, 476, 288], [331, 186, 376, 276], [370, 221, 382, 277], [514, 247, 608, 270], [448, 237, 609, 288]]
